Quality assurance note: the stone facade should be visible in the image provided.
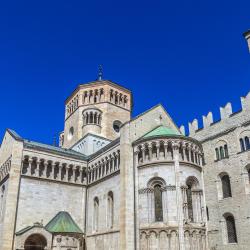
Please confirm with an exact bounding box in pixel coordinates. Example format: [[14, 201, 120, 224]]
[[0, 32, 249, 250], [184, 91, 250, 250]]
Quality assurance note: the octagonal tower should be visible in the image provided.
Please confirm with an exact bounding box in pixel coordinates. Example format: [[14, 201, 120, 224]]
[[62, 79, 132, 149]]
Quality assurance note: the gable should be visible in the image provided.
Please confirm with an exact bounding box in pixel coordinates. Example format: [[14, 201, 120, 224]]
[[121, 104, 180, 143]]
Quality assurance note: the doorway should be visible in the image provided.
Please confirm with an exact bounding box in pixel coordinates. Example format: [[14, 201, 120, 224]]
[[24, 234, 47, 250]]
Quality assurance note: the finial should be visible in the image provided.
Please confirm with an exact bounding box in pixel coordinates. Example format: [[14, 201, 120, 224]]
[[98, 65, 103, 81]]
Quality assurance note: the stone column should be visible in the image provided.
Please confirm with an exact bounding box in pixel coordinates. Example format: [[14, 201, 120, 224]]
[[173, 141, 185, 250], [72, 166, 76, 183], [51, 163, 55, 180], [164, 142, 168, 160], [35, 159, 40, 177], [142, 145, 146, 163], [57, 164, 62, 181], [148, 144, 152, 161], [43, 162, 48, 178], [156, 141, 160, 160], [79, 167, 83, 183], [65, 165, 69, 182]]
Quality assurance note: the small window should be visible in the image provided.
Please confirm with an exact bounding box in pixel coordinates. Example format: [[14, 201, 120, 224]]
[[206, 206, 209, 221], [245, 137, 250, 150], [221, 175, 232, 198], [154, 185, 163, 222], [68, 127, 74, 141], [113, 120, 122, 133], [240, 138, 245, 152], [225, 215, 237, 243]]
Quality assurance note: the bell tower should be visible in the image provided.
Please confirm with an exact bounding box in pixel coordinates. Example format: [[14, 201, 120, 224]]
[[61, 77, 132, 149]]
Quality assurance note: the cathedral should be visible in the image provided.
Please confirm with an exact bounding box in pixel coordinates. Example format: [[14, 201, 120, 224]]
[[0, 32, 250, 250]]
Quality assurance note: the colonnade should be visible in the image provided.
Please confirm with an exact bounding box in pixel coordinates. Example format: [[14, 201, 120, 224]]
[[83, 109, 102, 126], [88, 150, 120, 184], [22, 156, 86, 184], [135, 139, 203, 167], [109, 89, 128, 108], [83, 88, 105, 104], [66, 95, 79, 117]]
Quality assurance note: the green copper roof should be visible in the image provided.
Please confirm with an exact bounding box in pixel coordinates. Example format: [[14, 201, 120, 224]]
[[45, 211, 83, 234], [143, 126, 181, 139]]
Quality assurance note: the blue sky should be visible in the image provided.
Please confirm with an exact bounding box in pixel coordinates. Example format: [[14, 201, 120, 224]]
[[0, 0, 249, 145]]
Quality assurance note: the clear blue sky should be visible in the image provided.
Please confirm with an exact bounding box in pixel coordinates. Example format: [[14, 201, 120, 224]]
[[0, 0, 250, 145]]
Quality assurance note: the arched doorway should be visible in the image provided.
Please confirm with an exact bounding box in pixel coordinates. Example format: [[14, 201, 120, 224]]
[[24, 234, 47, 250]]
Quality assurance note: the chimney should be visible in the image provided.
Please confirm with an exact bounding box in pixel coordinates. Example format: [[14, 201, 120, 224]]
[[243, 30, 250, 52]]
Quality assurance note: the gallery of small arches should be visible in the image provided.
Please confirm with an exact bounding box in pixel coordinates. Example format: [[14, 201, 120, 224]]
[[83, 108, 102, 126], [24, 234, 47, 250]]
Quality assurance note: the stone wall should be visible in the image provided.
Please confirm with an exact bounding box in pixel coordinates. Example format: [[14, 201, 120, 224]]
[[189, 94, 250, 249], [0, 178, 9, 246], [86, 174, 120, 250], [15, 177, 86, 233]]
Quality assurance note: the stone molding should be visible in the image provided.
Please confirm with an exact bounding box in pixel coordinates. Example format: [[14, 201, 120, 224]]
[[0, 156, 12, 183]]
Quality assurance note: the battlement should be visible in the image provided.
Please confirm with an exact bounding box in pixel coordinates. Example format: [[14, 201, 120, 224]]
[[180, 91, 250, 137]]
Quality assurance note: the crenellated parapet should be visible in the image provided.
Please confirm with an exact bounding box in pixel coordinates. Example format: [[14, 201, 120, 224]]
[[21, 155, 87, 185], [87, 145, 120, 184], [182, 91, 250, 137], [0, 156, 12, 182]]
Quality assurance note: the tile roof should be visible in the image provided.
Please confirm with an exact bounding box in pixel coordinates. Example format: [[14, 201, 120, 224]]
[[45, 211, 83, 234], [143, 125, 181, 139]]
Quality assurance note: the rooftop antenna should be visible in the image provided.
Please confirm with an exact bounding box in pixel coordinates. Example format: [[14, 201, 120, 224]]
[[98, 65, 103, 81]]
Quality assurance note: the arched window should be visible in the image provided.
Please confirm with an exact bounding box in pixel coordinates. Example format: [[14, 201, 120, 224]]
[[224, 145, 229, 158], [215, 148, 219, 160], [93, 197, 99, 231], [221, 175, 232, 198], [220, 146, 225, 159], [107, 191, 114, 228], [225, 214, 237, 243], [147, 177, 165, 222], [245, 136, 250, 150], [186, 184, 193, 222], [186, 176, 200, 222], [240, 138, 245, 152], [154, 185, 163, 221]]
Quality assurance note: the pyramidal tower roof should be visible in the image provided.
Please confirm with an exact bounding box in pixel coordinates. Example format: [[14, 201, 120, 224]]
[[45, 211, 83, 234]]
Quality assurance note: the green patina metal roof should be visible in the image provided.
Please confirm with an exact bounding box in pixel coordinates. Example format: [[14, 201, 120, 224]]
[[45, 211, 83, 234], [143, 126, 181, 139]]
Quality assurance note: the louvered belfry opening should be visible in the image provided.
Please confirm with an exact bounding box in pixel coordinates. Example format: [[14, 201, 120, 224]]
[[221, 175, 232, 198], [225, 215, 237, 243]]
